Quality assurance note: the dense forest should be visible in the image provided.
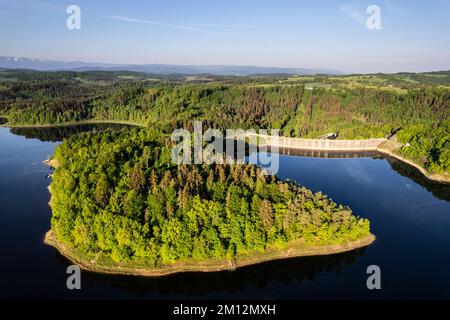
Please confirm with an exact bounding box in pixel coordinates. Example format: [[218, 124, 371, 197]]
[[1, 69, 446, 269], [1, 69, 448, 173], [50, 129, 371, 266], [395, 121, 450, 175], [1, 70, 448, 134]]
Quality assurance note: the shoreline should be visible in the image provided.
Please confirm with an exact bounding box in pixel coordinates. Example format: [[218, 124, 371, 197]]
[[3, 119, 145, 128], [44, 230, 375, 277], [5, 118, 446, 184], [256, 136, 449, 184], [262, 142, 449, 184], [43, 150, 376, 277], [376, 147, 450, 184]]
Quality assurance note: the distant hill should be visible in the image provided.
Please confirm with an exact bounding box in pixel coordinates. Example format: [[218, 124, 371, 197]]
[[0, 56, 342, 76]]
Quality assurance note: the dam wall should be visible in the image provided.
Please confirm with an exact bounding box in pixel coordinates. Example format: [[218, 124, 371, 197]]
[[243, 134, 386, 151]]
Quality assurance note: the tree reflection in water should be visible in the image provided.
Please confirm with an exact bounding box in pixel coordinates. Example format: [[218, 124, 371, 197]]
[[10, 123, 133, 142], [54, 247, 367, 297]]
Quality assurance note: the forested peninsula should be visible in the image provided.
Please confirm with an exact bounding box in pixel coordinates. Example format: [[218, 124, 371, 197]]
[[1, 69, 448, 274], [1, 70, 448, 180], [45, 129, 374, 275]]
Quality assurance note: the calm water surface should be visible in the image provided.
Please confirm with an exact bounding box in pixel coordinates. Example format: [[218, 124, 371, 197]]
[[0, 125, 449, 299]]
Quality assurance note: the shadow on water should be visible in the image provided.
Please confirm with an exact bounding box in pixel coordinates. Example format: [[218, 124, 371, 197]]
[[54, 247, 367, 297], [9, 123, 134, 142], [385, 156, 450, 202]]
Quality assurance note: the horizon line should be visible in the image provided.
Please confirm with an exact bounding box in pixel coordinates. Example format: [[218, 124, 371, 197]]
[[1, 55, 449, 75]]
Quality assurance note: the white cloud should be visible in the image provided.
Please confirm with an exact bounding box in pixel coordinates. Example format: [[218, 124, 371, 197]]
[[106, 15, 226, 36], [341, 160, 374, 185], [339, 2, 366, 27], [187, 23, 285, 31]]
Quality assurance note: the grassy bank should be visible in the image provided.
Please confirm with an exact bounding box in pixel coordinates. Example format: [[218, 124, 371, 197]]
[[44, 230, 375, 277]]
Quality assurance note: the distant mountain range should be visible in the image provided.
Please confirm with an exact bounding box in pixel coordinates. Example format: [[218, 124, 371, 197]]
[[0, 56, 342, 76]]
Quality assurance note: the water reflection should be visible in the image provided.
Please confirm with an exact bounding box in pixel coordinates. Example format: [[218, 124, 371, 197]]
[[9, 123, 448, 204], [272, 146, 449, 202], [385, 156, 450, 202], [9, 123, 134, 142], [1, 124, 449, 298], [54, 247, 367, 297], [274, 147, 380, 159]]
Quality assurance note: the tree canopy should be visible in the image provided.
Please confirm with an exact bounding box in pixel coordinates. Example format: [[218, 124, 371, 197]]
[[50, 129, 371, 266], [2, 70, 448, 173]]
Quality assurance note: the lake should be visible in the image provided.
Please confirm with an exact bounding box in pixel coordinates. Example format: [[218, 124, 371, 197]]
[[0, 125, 449, 299]]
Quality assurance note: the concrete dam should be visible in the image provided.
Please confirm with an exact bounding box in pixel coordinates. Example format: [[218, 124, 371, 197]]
[[243, 133, 387, 152]]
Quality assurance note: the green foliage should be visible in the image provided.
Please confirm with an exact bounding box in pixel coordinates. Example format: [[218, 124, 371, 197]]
[[2, 70, 447, 174], [50, 129, 372, 266], [397, 120, 450, 174], [3, 72, 447, 137]]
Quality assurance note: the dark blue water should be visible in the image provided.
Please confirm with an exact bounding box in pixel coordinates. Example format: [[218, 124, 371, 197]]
[[0, 126, 449, 299]]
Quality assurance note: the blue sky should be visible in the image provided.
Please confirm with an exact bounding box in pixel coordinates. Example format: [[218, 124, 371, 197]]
[[0, 0, 449, 73]]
